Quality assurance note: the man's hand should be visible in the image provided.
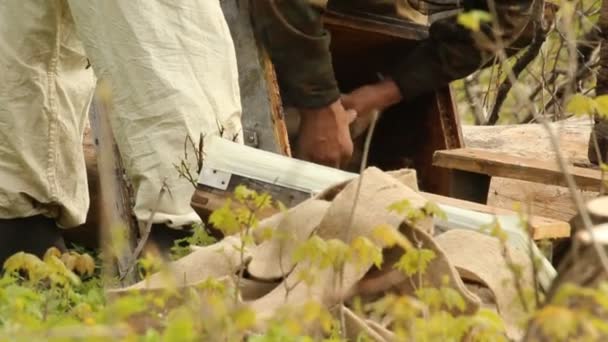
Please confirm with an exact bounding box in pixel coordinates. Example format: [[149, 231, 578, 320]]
[[297, 100, 356, 168], [342, 79, 403, 138]]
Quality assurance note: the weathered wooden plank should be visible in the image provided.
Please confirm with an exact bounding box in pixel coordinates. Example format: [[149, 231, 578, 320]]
[[462, 118, 592, 166], [433, 148, 604, 192], [221, 0, 290, 156], [487, 178, 597, 223], [421, 191, 571, 240], [462, 119, 598, 223], [88, 83, 138, 285]]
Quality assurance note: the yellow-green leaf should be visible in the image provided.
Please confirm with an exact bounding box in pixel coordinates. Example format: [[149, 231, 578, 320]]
[[596, 95, 608, 119], [457, 10, 492, 31], [387, 200, 412, 215], [74, 253, 96, 277], [566, 93, 595, 116], [395, 248, 436, 277], [233, 307, 256, 330], [209, 200, 241, 235], [534, 305, 579, 340], [234, 184, 256, 203], [351, 236, 383, 270]]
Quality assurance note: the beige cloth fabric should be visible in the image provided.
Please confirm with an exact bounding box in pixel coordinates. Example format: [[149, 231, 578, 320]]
[[436, 229, 535, 340], [113, 167, 487, 338], [0, 0, 242, 228]]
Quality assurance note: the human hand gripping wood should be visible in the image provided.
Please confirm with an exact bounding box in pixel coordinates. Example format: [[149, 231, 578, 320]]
[[297, 100, 357, 168], [342, 79, 403, 138]]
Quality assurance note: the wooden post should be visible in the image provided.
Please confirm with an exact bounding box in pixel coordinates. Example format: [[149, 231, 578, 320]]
[[221, 0, 291, 156], [89, 81, 138, 286]]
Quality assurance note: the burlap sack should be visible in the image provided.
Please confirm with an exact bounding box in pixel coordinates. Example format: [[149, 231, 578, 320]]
[[354, 222, 481, 315], [248, 167, 425, 281], [435, 229, 535, 341], [248, 167, 483, 330], [248, 199, 331, 279], [110, 167, 494, 339], [339, 305, 395, 342], [116, 235, 247, 291], [249, 167, 431, 321]]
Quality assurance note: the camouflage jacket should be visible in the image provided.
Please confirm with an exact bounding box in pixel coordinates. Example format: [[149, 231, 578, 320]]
[[251, 0, 538, 108]]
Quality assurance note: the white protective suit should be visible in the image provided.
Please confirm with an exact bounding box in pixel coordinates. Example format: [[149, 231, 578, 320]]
[[0, 1, 243, 228]]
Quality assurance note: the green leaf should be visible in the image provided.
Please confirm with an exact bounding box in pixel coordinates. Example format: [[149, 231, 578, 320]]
[[415, 288, 443, 311], [534, 305, 579, 340], [372, 224, 413, 250], [566, 94, 595, 116], [395, 248, 436, 277], [253, 193, 272, 210], [423, 202, 447, 220], [45, 255, 81, 286], [387, 200, 412, 215], [350, 237, 383, 270], [372, 224, 398, 247], [209, 200, 241, 235], [471, 308, 507, 334], [457, 10, 492, 31], [301, 301, 334, 334], [292, 235, 328, 266], [325, 239, 350, 269], [440, 287, 466, 312], [596, 95, 608, 119], [162, 308, 197, 342], [233, 307, 256, 330], [234, 185, 256, 203]]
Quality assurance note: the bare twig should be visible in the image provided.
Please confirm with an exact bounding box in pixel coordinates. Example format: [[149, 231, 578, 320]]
[[525, 201, 541, 307], [499, 232, 531, 313], [589, 118, 606, 196], [119, 180, 168, 281], [463, 74, 487, 125], [174, 134, 205, 188], [339, 109, 381, 338], [488, 0, 608, 276], [235, 193, 270, 304], [342, 305, 388, 342], [486, 18, 547, 125], [345, 110, 380, 243]]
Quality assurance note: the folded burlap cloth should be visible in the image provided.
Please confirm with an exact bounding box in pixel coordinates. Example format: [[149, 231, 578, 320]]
[[111, 167, 534, 340]]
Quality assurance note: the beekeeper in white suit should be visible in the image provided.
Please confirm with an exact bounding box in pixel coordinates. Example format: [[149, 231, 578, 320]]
[[0, 1, 243, 262]]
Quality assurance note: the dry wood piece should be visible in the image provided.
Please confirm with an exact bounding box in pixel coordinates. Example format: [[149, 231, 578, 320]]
[[487, 178, 597, 223], [587, 196, 608, 223], [421, 191, 571, 240], [88, 86, 138, 285], [462, 119, 597, 222], [462, 118, 591, 165], [221, 0, 290, 156], [433, 148, 604, 192]]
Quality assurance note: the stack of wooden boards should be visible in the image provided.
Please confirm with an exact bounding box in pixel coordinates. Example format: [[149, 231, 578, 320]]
[[434, 117, 599, 225]]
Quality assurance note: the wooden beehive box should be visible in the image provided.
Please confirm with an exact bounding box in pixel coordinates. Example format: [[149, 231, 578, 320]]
[[191, 3, 464, 221], [322, 9, 463, 195]]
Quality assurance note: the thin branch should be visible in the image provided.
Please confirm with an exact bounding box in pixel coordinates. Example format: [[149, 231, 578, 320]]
[[526, 201, 541, 308], [463, 74, 487, 125], [486, 18, 547, 125], [340, 109, 380, 339], [119, 180, 168, 281], [488, 0, 608, 276]]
